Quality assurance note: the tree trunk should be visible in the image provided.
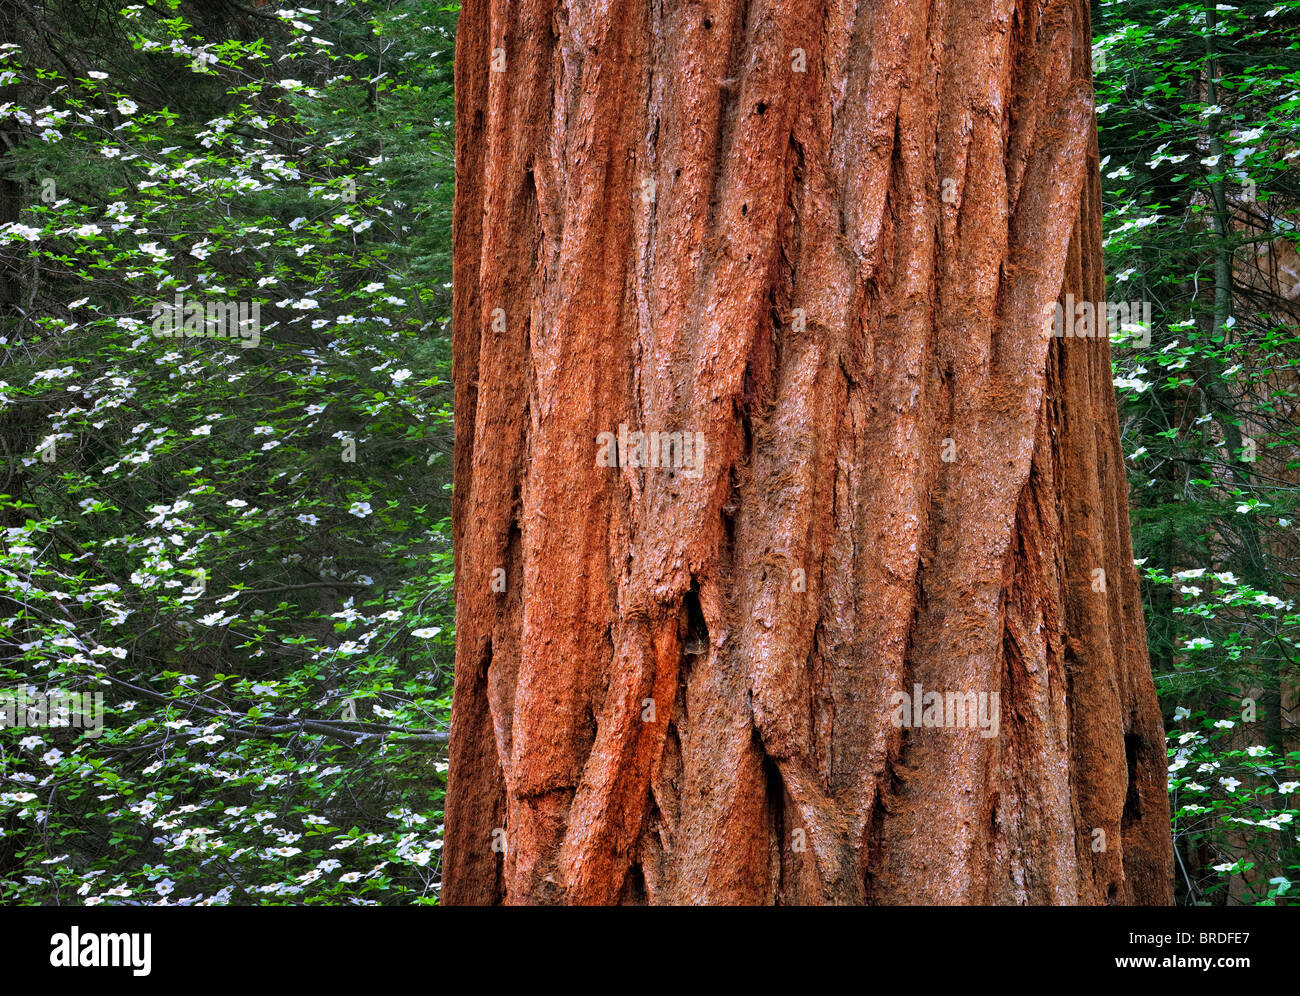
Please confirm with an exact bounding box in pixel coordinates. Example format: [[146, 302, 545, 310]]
[[444, 0, 1174, 905]]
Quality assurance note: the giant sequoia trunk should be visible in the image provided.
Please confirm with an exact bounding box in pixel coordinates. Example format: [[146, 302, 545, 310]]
[[444, 0, 1174, 904]]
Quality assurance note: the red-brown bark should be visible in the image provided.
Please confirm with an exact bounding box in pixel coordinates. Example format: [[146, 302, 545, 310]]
[[444, 0, 1174, 905]]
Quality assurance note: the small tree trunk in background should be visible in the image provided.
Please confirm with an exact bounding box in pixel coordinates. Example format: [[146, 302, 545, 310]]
[[444, 0, 1174, 905]]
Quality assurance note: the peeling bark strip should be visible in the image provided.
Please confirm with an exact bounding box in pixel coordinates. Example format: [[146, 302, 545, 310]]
[[445, 0, 1174, 905]]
